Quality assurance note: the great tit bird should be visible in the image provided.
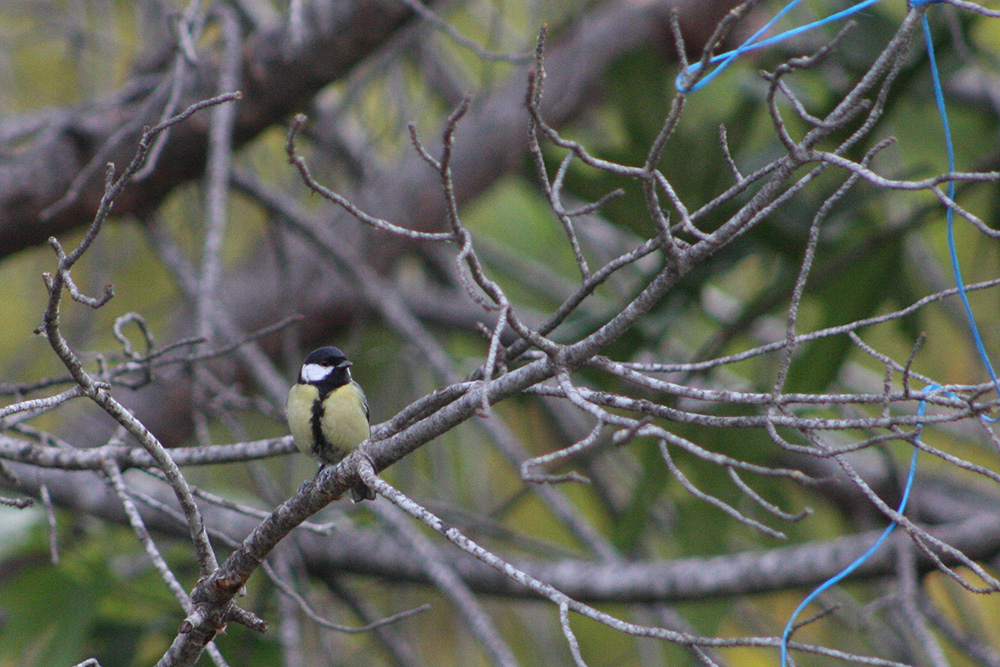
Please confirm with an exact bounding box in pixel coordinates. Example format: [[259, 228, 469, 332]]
[[286, 346, 374, 501]]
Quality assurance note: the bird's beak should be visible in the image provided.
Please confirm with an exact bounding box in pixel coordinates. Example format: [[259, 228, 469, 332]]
[[339, 360, 353, 368]]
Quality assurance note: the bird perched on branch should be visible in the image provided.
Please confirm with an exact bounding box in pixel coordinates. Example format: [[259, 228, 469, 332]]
[[286, 346, 374, 501]]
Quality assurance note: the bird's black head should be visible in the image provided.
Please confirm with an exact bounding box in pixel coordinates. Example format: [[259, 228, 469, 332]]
[[298, 346, 353, 389]]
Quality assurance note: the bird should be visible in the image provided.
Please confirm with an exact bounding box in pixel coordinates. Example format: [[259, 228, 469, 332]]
[[286, 346, 374, 501]]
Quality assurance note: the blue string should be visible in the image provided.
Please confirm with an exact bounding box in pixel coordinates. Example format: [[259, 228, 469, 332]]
[[676, 0, 887, 93], [778, 385, 930, 666], [673, 1, 1000, 664], [921, 12, 1000, 413], [672, 1, 999, 663], [676, 0, 1000, 405]]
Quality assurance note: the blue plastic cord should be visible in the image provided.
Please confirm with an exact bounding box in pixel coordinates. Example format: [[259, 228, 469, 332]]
[[676, 0, 1000, 402], [921, 13, 1000, 409], [670, 2, 999, 664], [779, 408, 922, 666], [676, 0, 887, 93], [780, 9, 998, 664]]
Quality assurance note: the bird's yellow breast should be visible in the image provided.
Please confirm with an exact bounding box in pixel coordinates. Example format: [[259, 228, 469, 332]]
[[287, 383, 319, 456], [319, 382, 370, 453], [286, 382, 369, 464]]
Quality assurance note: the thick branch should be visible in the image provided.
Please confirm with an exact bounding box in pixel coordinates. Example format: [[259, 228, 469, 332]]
[[5, 462, 1000, 603], [0, 0, 418, 259]]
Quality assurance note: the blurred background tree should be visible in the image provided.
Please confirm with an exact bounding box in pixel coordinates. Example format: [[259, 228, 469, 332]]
[[2, 0, 1000, 666]]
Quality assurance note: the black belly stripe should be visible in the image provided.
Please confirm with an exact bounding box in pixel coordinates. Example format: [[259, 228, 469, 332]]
[[310, 395, 342, 464], [309, 395, 335, 463]]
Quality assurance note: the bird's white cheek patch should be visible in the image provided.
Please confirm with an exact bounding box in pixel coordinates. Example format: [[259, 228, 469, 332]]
[[300, 363, 329, 383]]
